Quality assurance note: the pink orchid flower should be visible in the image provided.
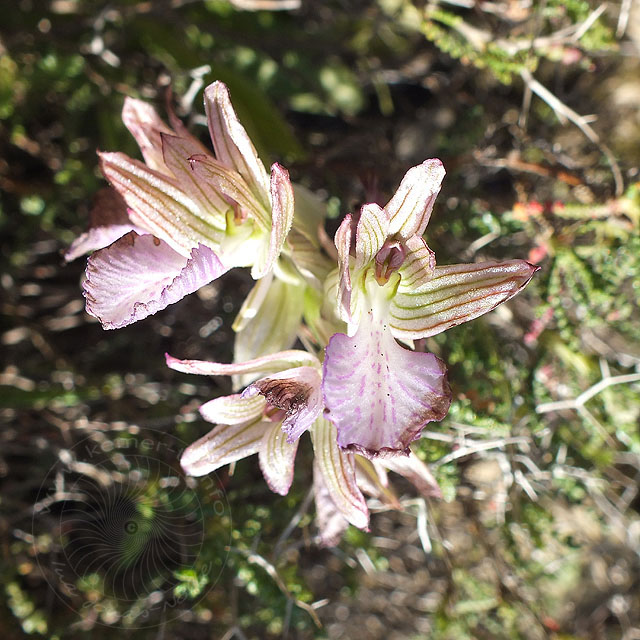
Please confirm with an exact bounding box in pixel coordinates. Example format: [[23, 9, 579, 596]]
[[322, 159, 539, 458], [67, 81, 294, 329], [166, 349, 442, 545]]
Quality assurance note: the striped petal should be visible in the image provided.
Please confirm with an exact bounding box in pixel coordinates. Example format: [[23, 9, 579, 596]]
[[354, 203, 389, 271], [161, 133, 230, 222], [313, 462, 349, 546], [186, 154, 269, 230], [389, 260, 539, 340], [377, 452, 442, 498], [243, 366, 322, 442], [200, 393, 267, 425], [251, 163, 295, 279], [166, 349, 318, 377], [204, 81, 270, 203], [334, 214, 353, 323], [259, 421, 299, 495], [323, 300, 451, 458], [84, 232, 227, 329], [310, 416, 369, 530], [121, 97, 173, 173], [386, 159, 445, 240], [180, 418, 268, 477], [397, 235, 436, 291], [99, 151, 223, 254]]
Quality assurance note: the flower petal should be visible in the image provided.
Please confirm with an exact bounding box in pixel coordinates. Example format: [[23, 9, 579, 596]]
[[121, 97, 173, 173], [355, 203, 390, 271], [166, 349, 319, 377], [334, 214, 353, 323], [323, 303, 451, 458], [259, 421, 299, 495], [200, 393, 267, 425], [243, 366, 322, 442], [389, 260, 540, 339], [187, 154, 269, 229], [378, 452, 442, 498], [397, 235, 436, 290], [84, 232, 227, 329], [232, 275, 305, 389], [161, 133, 230, 223], [313, 462, 349, 547], [310, 416, 369, 530], [99, 151, 222, 253], [204, 81, 270, 202], [386, 159, 445, 240], [64, 188, 140, 262], [251, 163, 295, 279], [355, 457, 400, 508], [180, 418, 268, 477]]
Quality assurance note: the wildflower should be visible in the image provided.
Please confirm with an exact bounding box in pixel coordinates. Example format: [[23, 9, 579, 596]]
[[322, 159, 539, 458], [69, 81, 294, 329], [166, 349, 441, 544]]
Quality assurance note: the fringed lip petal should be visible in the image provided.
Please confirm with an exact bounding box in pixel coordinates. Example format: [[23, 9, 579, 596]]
[[204, 81, 270, 203], [83, 232, 227, 329], [322, 303, 452, 458], [166, 349, 319, 377], [389, 260, 540, 339], [386, 159, 445, 240], [180, 418, 268, 477], [259, 421, 299, 495], [99, 151, 222, 253], [251, 163, 295, 279], [199, 393, 267, 425], [311, 416, 369, 530], [243, 366, 323, 442]]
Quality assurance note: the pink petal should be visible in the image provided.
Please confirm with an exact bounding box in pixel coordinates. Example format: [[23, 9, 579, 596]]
[[99, 151, 223, 253], [83, 232, 227, 329], [243, 366, 322, 442], [166, 349, 318, 377], [204, 81, 270, 202], [334, 214, 353, 323], [64, 188, 140, 262], [386, 159, 445, 240], [180, 419, 269, 477], [355, 203, 389, 271], [311, 416, 369, 530], [323, 305, 451, 458], [161, 133, 230, 219], [377, 452, 442, 498], [251, 163, 295, 279], [122, 97, 174, 173], [397, 235, 436, 290], [390, 260, 540, 339], [259, 421, 299, 495], [313, 462, 349, 547]]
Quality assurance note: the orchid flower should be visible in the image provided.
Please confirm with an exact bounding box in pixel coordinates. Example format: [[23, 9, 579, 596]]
[[68, 81, 294, 329], [166, 349, 442, 545], [322, 159, 539, 458]]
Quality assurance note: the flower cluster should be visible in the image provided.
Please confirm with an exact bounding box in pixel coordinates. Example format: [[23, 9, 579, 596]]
[[68, 81, 538, 544]]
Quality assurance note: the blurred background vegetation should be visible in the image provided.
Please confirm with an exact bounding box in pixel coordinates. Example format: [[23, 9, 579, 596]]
[[1, 0, 640, 638]]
